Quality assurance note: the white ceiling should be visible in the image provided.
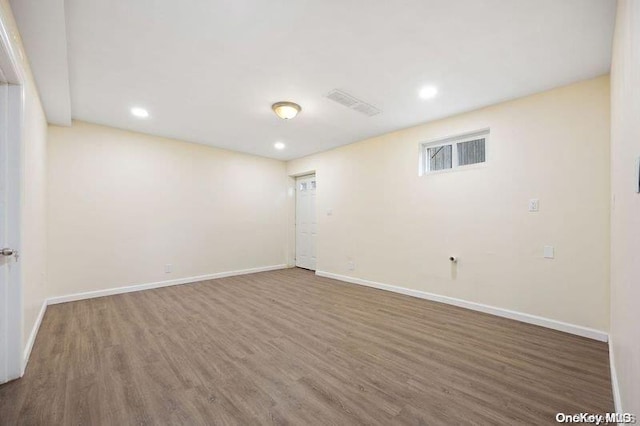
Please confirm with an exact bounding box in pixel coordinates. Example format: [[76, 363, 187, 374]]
[[14, 0, 615, 160]]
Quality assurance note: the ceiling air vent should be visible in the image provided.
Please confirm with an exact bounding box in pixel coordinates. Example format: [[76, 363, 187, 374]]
[[325, 89, 381, 117]]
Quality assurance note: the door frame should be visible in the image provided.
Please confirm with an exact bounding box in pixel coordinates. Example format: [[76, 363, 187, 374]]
[[288, 171, 318, 270], [294, 174, 317, 270], [0, 5, 25, 384]]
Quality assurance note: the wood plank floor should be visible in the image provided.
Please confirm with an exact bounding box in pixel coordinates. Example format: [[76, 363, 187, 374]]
[[0, 268, 613, 425]]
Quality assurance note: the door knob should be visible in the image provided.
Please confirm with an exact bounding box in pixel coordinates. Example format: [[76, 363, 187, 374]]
[[1, 248, 16, 256]]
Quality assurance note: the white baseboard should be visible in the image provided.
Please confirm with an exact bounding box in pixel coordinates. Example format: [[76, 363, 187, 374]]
[[316, 271, 609, 342], [48, 264, 289, 305], [608, 339, 622, 413], [22, 299, 47, 376]]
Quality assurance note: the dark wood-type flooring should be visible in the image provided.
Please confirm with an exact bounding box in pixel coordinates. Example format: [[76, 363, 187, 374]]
[[0, 268, 614, 425]]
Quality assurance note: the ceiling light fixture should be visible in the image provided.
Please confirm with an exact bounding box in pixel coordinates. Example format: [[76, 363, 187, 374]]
[[274, 142, 286, 150], [419, 86, 438, 100], [131, 107, 150, 118], [272, 101, 301, 120]]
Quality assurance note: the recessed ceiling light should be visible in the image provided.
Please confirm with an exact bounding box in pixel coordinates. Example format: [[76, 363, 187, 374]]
[[131, 107, 149, 118], [274, 142, 285, 150], [272, 102, 301, 120], [419, 86, 438, 100]]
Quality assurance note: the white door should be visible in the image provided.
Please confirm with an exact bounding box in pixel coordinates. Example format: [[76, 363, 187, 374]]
[[295, 175, 317, 270], [0, 82, 22, 384]]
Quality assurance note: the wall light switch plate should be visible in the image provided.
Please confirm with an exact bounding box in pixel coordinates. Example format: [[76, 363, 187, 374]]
[[528, 199, 540, 212], [543, 246, 554, 259]]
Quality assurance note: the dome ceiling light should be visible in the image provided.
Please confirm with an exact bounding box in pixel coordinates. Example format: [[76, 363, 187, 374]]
[[272, 101, 301, 120]]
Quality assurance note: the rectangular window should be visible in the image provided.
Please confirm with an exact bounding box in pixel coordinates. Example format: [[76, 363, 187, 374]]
[[457, 138, 486, 166], [427, 144, 452, 171], [421, 129, 488, 175]]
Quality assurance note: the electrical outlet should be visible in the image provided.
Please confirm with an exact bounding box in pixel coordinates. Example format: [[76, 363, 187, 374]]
[[347, 261, 355, 271], [165, 264, 172, 273], [528, 199, 540, 212]]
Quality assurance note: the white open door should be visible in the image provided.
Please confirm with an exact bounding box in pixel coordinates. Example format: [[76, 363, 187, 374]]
[[0, 20, 24, 384], [295, 174, 317, 271]]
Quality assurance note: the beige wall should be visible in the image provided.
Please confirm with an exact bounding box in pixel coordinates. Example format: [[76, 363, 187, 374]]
[[610, 0, 640, 414], [20, 71, 47, 350], [0, 0, 49, 352], [288, 76, 610, 332], [47, 121, 288, 296]]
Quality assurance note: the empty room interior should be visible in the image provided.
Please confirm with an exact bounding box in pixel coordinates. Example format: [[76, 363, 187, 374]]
[[0, 0, 639, 424]]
